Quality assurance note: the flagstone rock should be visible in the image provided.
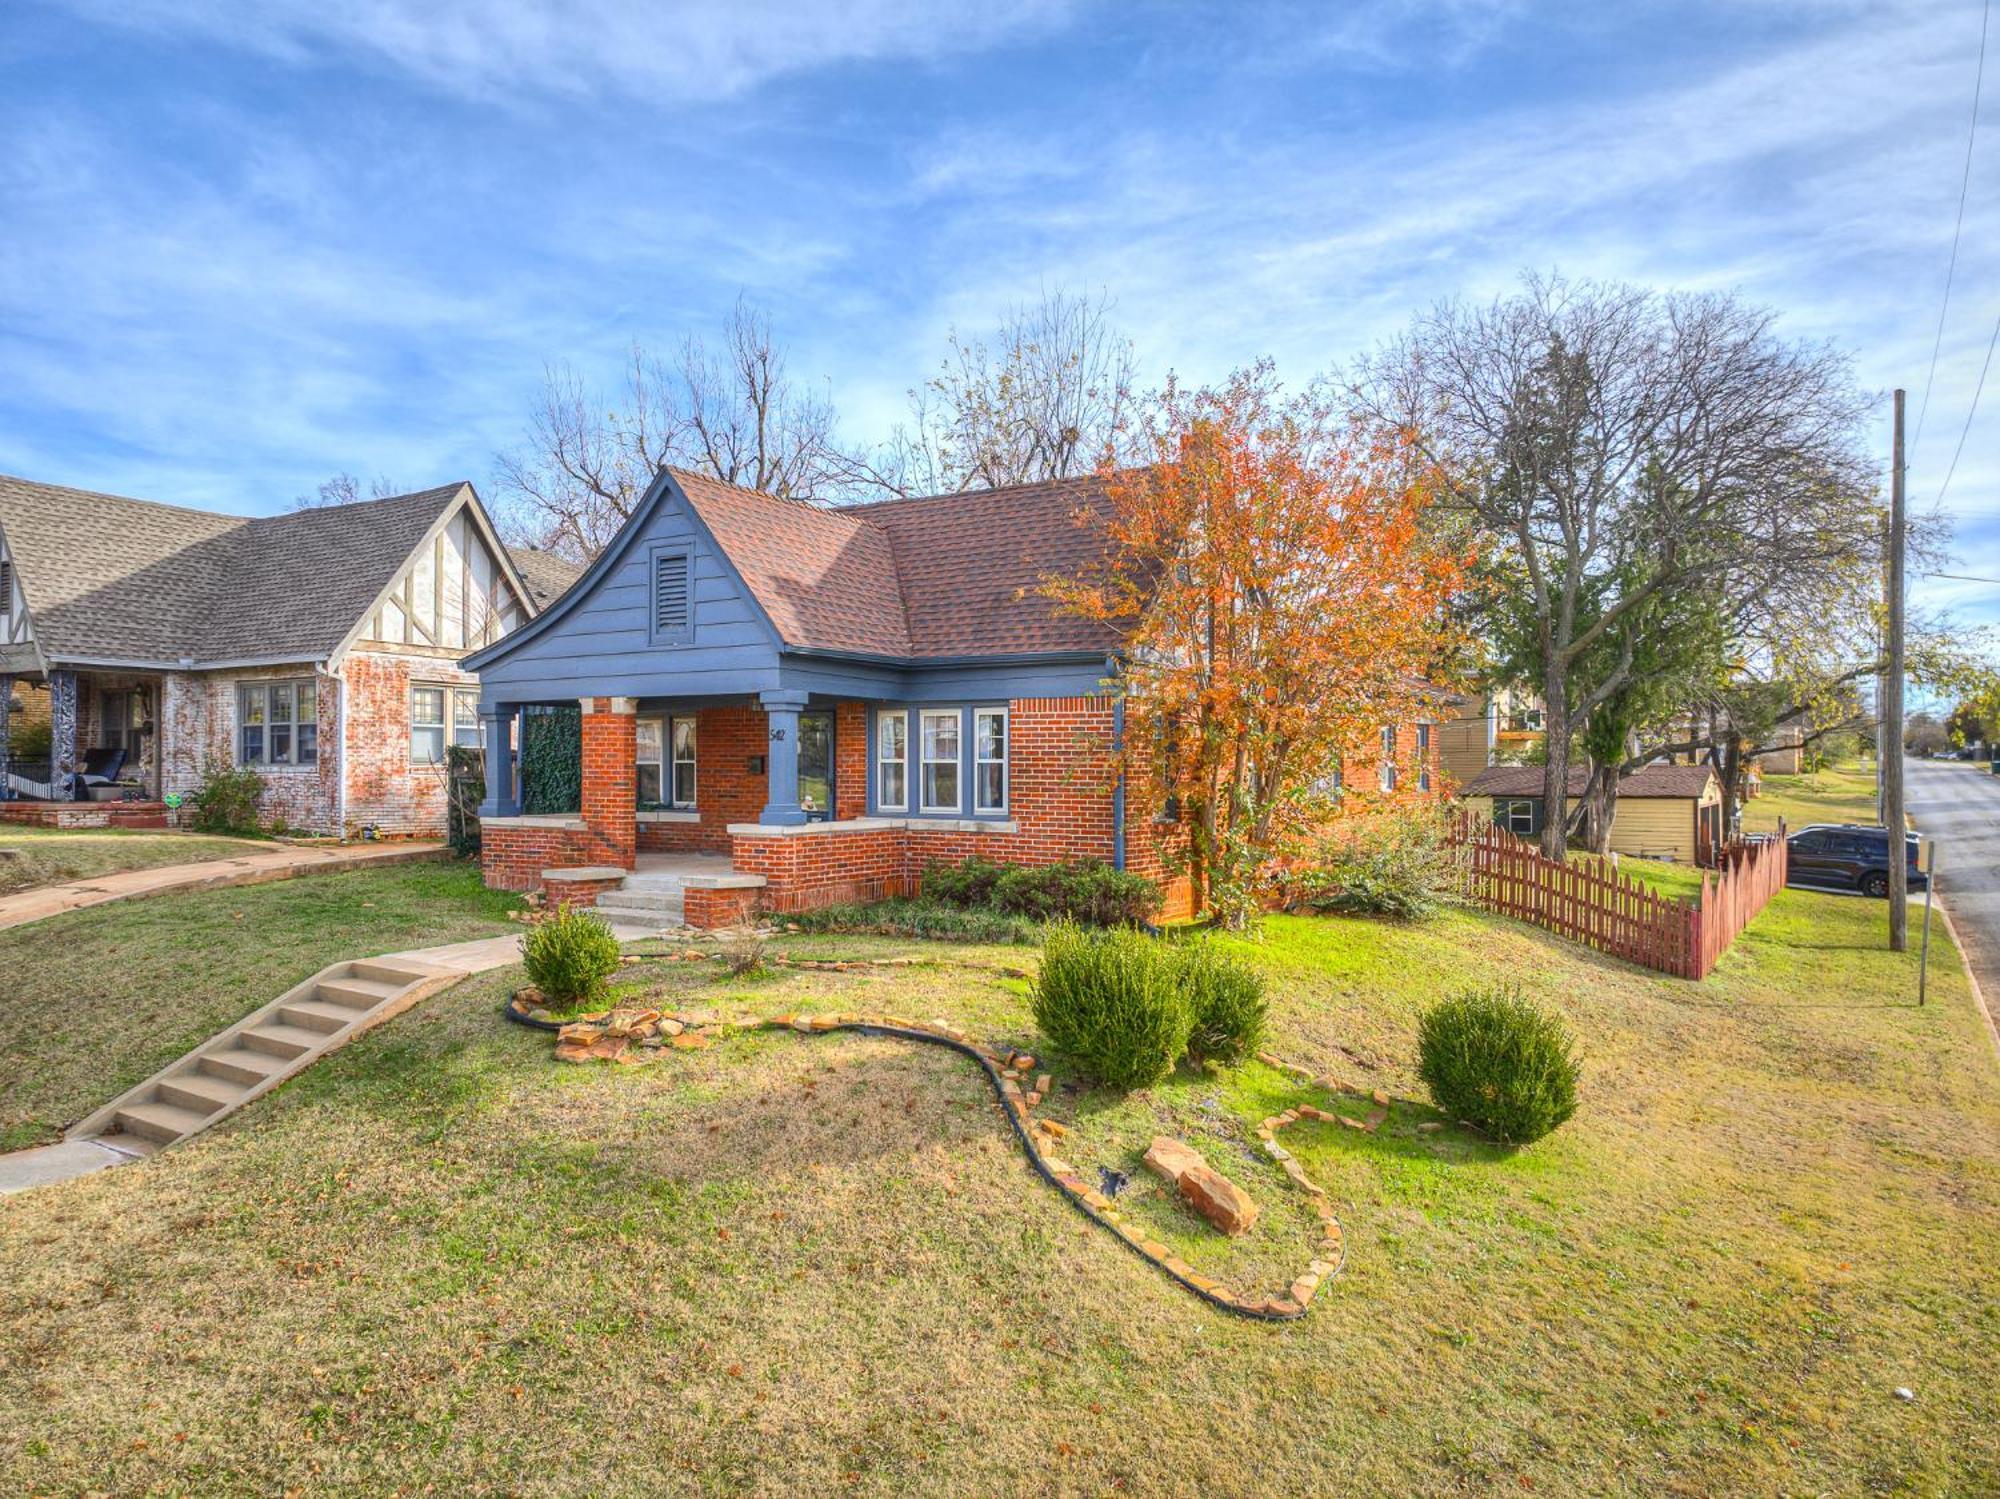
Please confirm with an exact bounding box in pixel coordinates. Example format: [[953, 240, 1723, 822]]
[[1143, 1136, 1206, 1185], [1178, 1163, 1260, 1236]]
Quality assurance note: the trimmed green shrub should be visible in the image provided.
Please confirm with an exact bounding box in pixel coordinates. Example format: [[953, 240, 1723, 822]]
[[1291, 810, 1461, 921], [1178, 940, 1267, 1065], [1416, 988, 1580, 1144], [189, 760, 264, 834], [922, 855, 1159, 928], [521, 907, 622, 1008], [1031, 922, 1192, 1090], [786, 899, 1039, 945]]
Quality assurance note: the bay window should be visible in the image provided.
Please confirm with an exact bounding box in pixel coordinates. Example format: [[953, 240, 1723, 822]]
[[974, 707, 1008, 812], [877, 711, 908, 811], [920, 709, 961, 813]]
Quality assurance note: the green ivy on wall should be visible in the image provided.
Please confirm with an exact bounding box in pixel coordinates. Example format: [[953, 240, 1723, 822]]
[[521, 705, 582, 815], [445, 745, 485, 856]]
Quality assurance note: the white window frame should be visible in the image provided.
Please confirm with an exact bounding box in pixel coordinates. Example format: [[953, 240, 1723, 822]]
[[1416, 723, 1432, 791], [636, 716, 665, 808], [920, 708, 962, 814], [1380, 724, 1397, 792], [876, 710, 908, 812], [670, 716, 697, 809], [1496, 798, 1536, 837], [973, 706, 1009, 814], [412, 684, 479, 765], [238, 679, 318, 768]]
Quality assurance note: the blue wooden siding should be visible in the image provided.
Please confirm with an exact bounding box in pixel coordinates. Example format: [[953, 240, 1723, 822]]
[[474, 486, 783, 706]]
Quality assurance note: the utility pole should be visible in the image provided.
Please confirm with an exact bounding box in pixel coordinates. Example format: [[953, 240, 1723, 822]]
[[1886, 388, 1908, 950]]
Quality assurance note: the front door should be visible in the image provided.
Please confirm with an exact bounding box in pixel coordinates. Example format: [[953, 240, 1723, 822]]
[[798, 711, 834, 821]]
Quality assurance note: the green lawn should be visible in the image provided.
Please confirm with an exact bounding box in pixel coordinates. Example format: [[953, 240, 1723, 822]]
[[0, 861, 522, 1150], [0, 824, 274, 896], [1743, 759, 1880, 834], [1, 871, 1995, 1491]]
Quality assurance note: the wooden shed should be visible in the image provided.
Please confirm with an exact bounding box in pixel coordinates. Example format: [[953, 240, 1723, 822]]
[[1461, 763, 1726, 864]]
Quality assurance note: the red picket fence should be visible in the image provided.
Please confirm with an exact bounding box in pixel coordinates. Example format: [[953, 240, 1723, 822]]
[[1448, 810, 1789, 979]]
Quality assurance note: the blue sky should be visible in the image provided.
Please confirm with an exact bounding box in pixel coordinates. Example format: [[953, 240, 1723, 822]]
[[4, 0, 2000, 633]]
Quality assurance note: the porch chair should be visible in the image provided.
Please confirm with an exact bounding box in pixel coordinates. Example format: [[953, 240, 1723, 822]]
[[72, 746, 128, 800]]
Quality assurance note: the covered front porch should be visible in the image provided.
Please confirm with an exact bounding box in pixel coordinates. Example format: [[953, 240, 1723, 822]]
[[1, 667, 172, 825], [473, 688, 1035, 924]]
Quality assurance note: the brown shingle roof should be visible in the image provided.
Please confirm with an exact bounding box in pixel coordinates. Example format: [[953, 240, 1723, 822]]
[[1463, 763, 1719, 800], [506, 546, 585, 610], [659, 469, 1120, 659], [0, 473, 469, 664], [838, 475, 1121, 657], [674, 471, 912, 656]]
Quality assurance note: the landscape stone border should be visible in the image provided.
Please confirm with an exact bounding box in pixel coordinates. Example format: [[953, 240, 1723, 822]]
[[525, 1003, 1350, 1322]]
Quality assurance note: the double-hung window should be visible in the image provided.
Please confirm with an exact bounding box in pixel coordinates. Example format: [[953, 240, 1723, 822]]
[[877, 712, 908, 811], [1379, 725, 1397, 792], [921, 709, 960, 813], [636, 717, 698, 808], [238, 680, 318, 767], [1495, 798, 1537, 837], [1416, 723, 1432, 791], [412, 685, 480, 764], [973, 707, 1008, 813]]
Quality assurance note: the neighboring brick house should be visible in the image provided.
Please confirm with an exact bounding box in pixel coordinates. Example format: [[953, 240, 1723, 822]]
[[466, 467, 1448, 924], [0, 474, 577, 834]]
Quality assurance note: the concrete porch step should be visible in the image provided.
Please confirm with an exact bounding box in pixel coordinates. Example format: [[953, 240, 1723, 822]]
[[595, 888, 686, 915], [63, 957, 453, 1158]]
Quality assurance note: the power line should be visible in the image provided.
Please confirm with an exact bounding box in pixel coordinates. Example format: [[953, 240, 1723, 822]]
[[1924, 569, 2000, 582], [1914, 0, 1991, 457], [1934, 309, 2000, 505]]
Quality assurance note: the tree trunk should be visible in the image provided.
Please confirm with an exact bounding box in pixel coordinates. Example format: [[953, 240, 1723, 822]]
[[1540, 663, 1570, 861], [1716, 733, 1744, 841], [1580, 760, 1618, 855]]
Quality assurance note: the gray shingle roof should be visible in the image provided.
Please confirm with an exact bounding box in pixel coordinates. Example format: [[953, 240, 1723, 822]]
[[506, 546, 585, 610], [0, 474, 470, 665]]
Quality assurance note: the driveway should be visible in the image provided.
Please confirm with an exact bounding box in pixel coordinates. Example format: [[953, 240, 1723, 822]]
[[1904, 756, 2000, 1023]]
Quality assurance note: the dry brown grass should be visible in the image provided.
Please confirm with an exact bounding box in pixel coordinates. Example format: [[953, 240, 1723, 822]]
[[1, 887, 1996, 1495]]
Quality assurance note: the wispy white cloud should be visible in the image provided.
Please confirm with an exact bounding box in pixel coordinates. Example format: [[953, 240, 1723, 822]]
[[41, 0, 1081, 104]]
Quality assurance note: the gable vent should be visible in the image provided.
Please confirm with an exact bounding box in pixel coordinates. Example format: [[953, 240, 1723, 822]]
[[0, 557, 10, 619], [654, 551, 690, 639]]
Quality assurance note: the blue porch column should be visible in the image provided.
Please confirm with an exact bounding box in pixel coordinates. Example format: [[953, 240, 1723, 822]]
[[477, 707, 520, 817], [758, 689, 810, 826], [49, 668, 78, 801]]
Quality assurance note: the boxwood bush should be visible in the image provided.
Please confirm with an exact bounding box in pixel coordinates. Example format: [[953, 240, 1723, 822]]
[[1031, 922, 1192, 1090], [1177, 940, 1267, 1065], [521, 907, 622, 1009], [1416, 987, 1580, 1144]]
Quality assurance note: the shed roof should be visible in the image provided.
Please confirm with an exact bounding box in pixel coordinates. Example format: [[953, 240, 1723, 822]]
[[1463, 763, 1720, 800]]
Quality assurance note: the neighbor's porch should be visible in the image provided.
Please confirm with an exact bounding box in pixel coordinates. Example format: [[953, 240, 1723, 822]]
[[0, 667, 172, 826]]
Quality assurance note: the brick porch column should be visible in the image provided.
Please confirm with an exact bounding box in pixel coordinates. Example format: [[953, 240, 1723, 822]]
[[579, 695, 637, 868]]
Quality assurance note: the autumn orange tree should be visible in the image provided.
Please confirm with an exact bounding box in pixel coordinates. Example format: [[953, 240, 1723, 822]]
[[1047, 363, 1464, 929]]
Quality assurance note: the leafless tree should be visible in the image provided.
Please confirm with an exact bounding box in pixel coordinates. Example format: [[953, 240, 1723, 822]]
[[292, 472, 402, 510], [494, 298, 883, 561], [1358, 273, 1882, 860], [883, 287, 1137, 494]]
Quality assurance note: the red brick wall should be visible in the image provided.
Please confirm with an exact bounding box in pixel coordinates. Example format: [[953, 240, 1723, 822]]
[[685, 886, 760, 928], [545, 873, 624, 911], [634, 704, 766, 855], [579, 701, 637, 869], [481, 822, 597, 892], [341, 651, 475, 837], [161, 665, 343, 834], [835, 701, 868, 820]]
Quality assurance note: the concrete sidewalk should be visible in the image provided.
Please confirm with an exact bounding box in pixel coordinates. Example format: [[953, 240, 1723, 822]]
[[0, 839, 447, 931]]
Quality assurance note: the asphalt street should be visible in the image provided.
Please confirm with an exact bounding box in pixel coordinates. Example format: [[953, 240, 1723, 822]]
[[1903, 756, 2000, 1027]]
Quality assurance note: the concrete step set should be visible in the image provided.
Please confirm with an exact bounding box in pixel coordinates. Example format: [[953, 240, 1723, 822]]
[[590, 862, 765, 929], [68, 958, 454, 1159]]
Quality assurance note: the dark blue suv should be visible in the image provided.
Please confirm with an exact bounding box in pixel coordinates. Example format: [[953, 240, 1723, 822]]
[[1785, 824, 1927, 898]]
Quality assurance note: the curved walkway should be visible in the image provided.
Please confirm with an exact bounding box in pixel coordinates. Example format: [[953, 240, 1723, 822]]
[[0, 840, 447, 932]]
